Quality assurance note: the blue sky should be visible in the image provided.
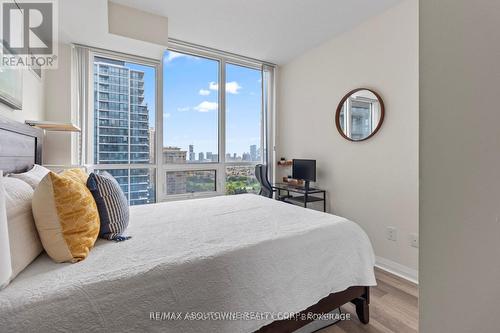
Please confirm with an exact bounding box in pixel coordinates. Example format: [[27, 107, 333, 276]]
[[162, 51, 262, 158]]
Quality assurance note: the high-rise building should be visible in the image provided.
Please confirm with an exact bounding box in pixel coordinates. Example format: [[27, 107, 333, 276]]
[[250, 145, 257, 161], [189, 144, 195, 161], [93, 57, 153, 205], [163, 147, 188, 194], [198, 152, 204, 161], [148, 127, 155, 161], [162, 146, 187, 164], [206, 152, 213, 161]]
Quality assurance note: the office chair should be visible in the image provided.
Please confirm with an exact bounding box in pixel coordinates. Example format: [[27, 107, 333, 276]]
[[255, 164, 274, 198]]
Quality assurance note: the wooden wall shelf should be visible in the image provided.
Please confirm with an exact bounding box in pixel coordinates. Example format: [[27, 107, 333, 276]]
[[277, 160, 293, 166]]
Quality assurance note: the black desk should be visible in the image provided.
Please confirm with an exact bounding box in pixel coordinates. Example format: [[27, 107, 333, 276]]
[[273, 183, 327, 212]]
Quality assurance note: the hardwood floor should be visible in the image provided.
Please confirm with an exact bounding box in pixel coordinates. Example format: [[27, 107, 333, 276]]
[[319, 268, 419, 333]]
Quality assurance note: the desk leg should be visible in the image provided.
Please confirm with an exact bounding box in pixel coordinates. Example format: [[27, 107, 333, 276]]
[[323, 192, 326, 212], [304, 193, 308, 208]]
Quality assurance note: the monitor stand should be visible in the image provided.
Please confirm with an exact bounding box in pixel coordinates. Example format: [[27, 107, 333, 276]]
[[304, 181, 310, 191]]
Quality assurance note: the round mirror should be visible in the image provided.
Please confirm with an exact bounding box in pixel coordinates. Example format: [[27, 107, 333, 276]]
[[335, 88, 385, 141]]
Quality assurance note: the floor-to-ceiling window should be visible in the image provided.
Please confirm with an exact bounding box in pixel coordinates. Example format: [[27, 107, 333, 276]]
[[161, 46, 273, 200], [85, 43, 274, 204], [224, 63, 263, 195], [90, 54, 158, 206]]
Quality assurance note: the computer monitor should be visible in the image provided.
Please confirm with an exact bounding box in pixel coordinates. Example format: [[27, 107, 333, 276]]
[[292, 159, 316, 189]]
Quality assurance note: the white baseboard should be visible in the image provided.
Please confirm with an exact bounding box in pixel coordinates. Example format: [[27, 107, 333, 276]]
[[375, 256, 418, 285]]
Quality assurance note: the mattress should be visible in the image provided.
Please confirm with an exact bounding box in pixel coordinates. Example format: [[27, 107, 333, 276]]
[[0, 194, 376, 333]]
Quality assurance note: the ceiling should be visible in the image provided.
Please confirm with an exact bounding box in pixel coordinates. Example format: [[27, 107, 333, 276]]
[[60, 0, 403, 64]]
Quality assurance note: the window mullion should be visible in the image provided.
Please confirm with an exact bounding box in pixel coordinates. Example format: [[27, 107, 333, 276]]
[[156, 54, 164, 203], [219, 58, 226, 195]]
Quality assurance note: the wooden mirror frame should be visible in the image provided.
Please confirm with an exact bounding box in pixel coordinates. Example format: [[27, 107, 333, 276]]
[[335, 88, 385, 142]]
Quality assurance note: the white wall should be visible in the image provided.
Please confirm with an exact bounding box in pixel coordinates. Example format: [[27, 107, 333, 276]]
[[420, 0, 500, 331], [43, 43, 73, 165], [276, 0, 418, 278], [0, 69, 45, 123]]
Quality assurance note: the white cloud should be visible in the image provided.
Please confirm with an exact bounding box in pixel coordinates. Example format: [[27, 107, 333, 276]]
[[165, 113, 171, 118], [199, 89, 210, 96], [194, 101, 218, 112], [209, 81, 219, 91], [165, 51, 191, 63], [226, 81, 242, 94], [208, 81, 242, 94], [177, 106, 190, 112]]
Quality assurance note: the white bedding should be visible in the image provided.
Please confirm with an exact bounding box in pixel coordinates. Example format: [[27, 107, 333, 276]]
[[0, 194, 376, 333]]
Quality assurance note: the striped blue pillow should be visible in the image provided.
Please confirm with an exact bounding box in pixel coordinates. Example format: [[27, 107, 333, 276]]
[[87, 172, 130, 241]]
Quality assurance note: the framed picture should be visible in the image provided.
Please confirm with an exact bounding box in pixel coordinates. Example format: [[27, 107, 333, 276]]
[[0, 46, 23, 110]]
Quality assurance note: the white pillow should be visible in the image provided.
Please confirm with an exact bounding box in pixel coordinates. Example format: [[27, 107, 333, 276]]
[[0, 172, 12, 289], [9, 164, 50, 189], [3, 177, 43, 279]]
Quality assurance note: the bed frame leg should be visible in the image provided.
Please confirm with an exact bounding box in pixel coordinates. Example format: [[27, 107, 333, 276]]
[[351, 287, 370, 324]]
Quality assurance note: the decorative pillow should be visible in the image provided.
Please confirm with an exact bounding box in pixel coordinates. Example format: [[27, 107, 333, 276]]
[[9, 164, 50, 189], [32, 169, 100, 263], [3, 177, 43, 279], [0, 172, 12, 289], [87, 172, 130, 241]]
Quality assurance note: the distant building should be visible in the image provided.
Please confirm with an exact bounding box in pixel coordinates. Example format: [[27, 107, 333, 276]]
[[226, 153, 231, 161], [166, 171, 187, 195], [163, 146, 186, 164], [198, 152, 204, 161], [189, 144, 195, 161], [163, 147, 187, 195], [211, 154, 218, 162], [250, 145, 257, 161], [206, 152, 213, 161], [242, 152, 251, 161]]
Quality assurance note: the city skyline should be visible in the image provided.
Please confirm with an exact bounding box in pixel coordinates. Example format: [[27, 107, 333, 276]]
[[92, 52, 263, 200], [163, 143, 261, 163], [162, 50, 263, 158]]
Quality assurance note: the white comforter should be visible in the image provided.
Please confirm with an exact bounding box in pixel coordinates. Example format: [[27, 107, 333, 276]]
[[0, 194, 376, 333]]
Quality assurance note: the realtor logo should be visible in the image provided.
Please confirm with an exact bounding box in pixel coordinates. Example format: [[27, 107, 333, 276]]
[[1, 0, 58, 68]]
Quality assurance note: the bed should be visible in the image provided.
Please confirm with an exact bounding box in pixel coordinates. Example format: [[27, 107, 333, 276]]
[[0, 115, 376, 333]]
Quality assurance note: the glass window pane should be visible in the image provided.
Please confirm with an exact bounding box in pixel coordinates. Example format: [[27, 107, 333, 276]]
[[163, 50, 219, 164], [95, 168, 156, 206], [225, 165, 260, 195], [93, 56, 156, 165], [225, 63, 262, 162], [165, 170, 216, 195], [350, 101, 372, 140]]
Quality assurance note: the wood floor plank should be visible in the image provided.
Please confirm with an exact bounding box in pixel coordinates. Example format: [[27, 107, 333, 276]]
[[374, 268, 418, 298], [318, 269, 419, 333]]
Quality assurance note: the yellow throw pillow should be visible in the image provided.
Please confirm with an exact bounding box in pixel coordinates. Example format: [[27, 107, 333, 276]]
[[32, 169, 100, 263]]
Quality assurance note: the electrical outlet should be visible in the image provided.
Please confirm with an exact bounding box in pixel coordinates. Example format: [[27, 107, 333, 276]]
[[386, 227, 397, 241], [410, 233, 419, 248]]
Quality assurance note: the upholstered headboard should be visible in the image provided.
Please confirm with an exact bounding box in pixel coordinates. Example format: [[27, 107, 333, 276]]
[[0, 114, 43, 174]]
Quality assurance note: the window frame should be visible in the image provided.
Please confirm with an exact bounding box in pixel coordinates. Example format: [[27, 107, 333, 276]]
[[82, 42, 275, 204], [86, 48, 162, 205], [161, 43, 272, 201]]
